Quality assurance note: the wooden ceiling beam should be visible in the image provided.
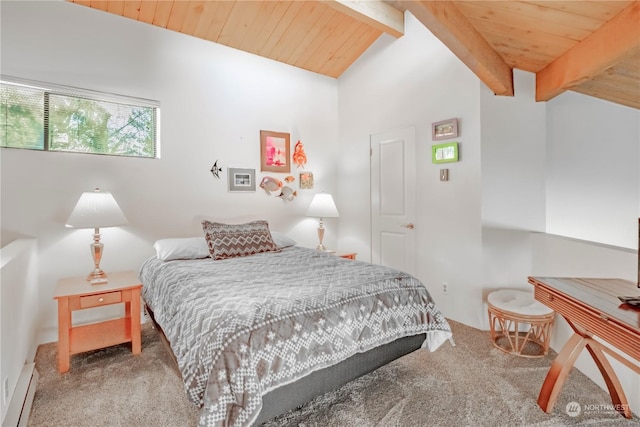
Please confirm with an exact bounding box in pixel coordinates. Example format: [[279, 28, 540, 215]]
[[536, 1, 640, 102], [397, 0, 513, 96], [322, 0, 404, 38]]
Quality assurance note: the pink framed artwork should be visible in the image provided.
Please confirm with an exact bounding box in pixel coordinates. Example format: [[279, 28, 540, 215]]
[[260, 130, 290, 173]]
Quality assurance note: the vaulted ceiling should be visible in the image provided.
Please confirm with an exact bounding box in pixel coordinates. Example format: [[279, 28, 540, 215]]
[[69, 1, 640, 109]]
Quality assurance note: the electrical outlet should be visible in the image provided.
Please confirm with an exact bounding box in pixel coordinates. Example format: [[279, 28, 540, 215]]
[[3, 376, 8, 406], [442, 282, 448, 295]]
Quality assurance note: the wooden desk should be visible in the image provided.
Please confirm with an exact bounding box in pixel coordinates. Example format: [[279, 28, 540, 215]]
[[528, 277, 639, 418]]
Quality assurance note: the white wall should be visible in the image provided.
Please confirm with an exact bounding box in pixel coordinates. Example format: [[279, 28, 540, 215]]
[[479, 70, 546, 323], [0, 238, 38, 424], [546, 92, 640, 248], [337, 12, 483, 326], [0, 1, 340, 343]]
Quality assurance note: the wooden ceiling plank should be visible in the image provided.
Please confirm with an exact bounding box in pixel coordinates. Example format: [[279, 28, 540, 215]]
[[320, 24, 381, 77], [462, 1, 606, 32], [536, 2, 640, 102], [220, 1, 271, 49], [122, 0, 142, 20], [273, 2, 325, 62], [191, 1, 221, 39], [204, 1, 235, 42], [524, 1, 633, 21], [399, 0, 514, 96], [249, 1, 294, 55], [301, 13, 360, 72], [237, 1, 281, 52], [259, 2, 306, 58], [455, 2, 592, 41], [470, 17, 576, 55], [152, 1, 175, 28], [106, 1, 125, 15], [165, 1, 190, 32], [89, 1, 109, 10], [580, 75, 640, 97], [287, 6, 338, 65], [322, 0, 404, 38], [294, 9, 344, 67], [137, 1, 158, 24], [180, 1, 208, 35]]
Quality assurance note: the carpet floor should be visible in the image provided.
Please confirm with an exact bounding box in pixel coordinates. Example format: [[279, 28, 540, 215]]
[[28, 319, 639, 426]]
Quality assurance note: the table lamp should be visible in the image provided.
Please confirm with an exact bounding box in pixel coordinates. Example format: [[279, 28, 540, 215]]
[[66, 188, 128, 282], [306, 193, 339, 251]]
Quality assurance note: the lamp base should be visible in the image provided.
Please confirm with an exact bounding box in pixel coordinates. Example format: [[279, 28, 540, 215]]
[[87, 269, 108, 284], [316, 244, 327, 251]]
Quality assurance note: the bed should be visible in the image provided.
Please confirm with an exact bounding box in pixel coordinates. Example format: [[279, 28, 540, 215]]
[[139, 222, 452, 427]]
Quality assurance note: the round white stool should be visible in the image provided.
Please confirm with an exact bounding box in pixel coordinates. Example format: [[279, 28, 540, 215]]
[[487, 289, 554, 358]]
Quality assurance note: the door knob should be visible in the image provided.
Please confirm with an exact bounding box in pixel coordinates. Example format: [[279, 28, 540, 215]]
[[401, 223, 415, 229]]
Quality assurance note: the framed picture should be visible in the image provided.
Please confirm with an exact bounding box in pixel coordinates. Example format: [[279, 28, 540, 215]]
[[260, 130, 290, 173], [300, 172, 314, 189], [228, 168, 256, 192], [432, 142, 459, 163], [432, 118, 458, 141]]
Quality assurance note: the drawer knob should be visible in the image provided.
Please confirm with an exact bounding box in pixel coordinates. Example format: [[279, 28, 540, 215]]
[[98, 297, 104, 303]]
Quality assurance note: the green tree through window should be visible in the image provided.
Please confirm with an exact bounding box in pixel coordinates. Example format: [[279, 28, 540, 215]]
[[0, 80, 158, 158]]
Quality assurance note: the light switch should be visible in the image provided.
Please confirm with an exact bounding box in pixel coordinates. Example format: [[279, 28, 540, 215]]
[[440, 169, 449, 181]]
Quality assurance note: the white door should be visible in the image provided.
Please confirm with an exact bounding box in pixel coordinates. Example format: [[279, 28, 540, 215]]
[[370, 126, 416, 274]]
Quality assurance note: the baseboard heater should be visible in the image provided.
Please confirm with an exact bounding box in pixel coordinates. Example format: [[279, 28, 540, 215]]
[[2, 363, 38, 427]]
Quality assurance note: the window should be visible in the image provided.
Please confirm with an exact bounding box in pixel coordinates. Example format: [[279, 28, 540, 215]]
[[0, 79, 159, 158]]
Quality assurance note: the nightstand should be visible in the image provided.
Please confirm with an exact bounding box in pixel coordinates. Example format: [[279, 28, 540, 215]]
[[53, 270, 142, 373], [338, 252, 357, 260]]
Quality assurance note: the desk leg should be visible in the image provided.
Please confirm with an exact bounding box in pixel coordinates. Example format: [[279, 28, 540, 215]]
[[585, 342, 632, 418], [129, 288, 141, 355], [538, 318, 632, 419], [538, 331, 587, 412], [57, 298, 71, 373]]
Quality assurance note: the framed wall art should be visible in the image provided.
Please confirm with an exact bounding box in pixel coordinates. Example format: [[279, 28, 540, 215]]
[[228, 168, 256, 192], [432, 142, 459, 164], [300, 172, 314, 189], [260, 130, 290, 173], [432, 118, 458, 141]]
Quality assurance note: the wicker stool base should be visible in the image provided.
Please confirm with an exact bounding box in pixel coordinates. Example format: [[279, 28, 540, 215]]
[[488, 302, 554, 358]]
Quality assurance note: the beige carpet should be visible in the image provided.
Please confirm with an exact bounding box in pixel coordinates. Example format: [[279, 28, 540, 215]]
[[28, 320, 639, 426]]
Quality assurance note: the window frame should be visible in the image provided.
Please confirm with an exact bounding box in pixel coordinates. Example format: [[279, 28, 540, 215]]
[[1, 76, 160, 158]]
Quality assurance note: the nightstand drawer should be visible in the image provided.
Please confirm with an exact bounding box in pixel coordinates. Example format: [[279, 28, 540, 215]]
[[80, 291, 122, 308]]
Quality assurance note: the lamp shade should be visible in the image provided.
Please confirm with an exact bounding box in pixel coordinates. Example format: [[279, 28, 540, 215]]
[[306, 193, 339, 218], [66, 188, 128, 229]]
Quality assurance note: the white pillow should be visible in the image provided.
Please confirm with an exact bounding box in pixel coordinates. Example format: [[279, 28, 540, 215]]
[[153, 237, 210, 261], [270, 231, 297, 248]]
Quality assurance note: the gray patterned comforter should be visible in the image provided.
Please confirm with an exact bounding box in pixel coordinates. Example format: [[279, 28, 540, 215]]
[[139, 246, 451, 427]]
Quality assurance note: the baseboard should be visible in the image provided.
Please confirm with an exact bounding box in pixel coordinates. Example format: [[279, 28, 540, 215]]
[[2, 363, 38, 427]]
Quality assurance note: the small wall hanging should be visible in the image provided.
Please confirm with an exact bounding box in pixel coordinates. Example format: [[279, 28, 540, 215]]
[[300, 172, 314, 189], [432, 118, 459, 141], [210, 160, 222, 178], [432, 142, 459, 163], [260, 130, 290, 173], [259, 176, 283, 195], [293, 140, 307, 169], [228, 168, 256, 192], [278, 186, 297, 202]]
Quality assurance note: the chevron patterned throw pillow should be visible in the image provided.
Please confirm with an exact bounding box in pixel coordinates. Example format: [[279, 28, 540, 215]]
[[202, 220, 281, 260]]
